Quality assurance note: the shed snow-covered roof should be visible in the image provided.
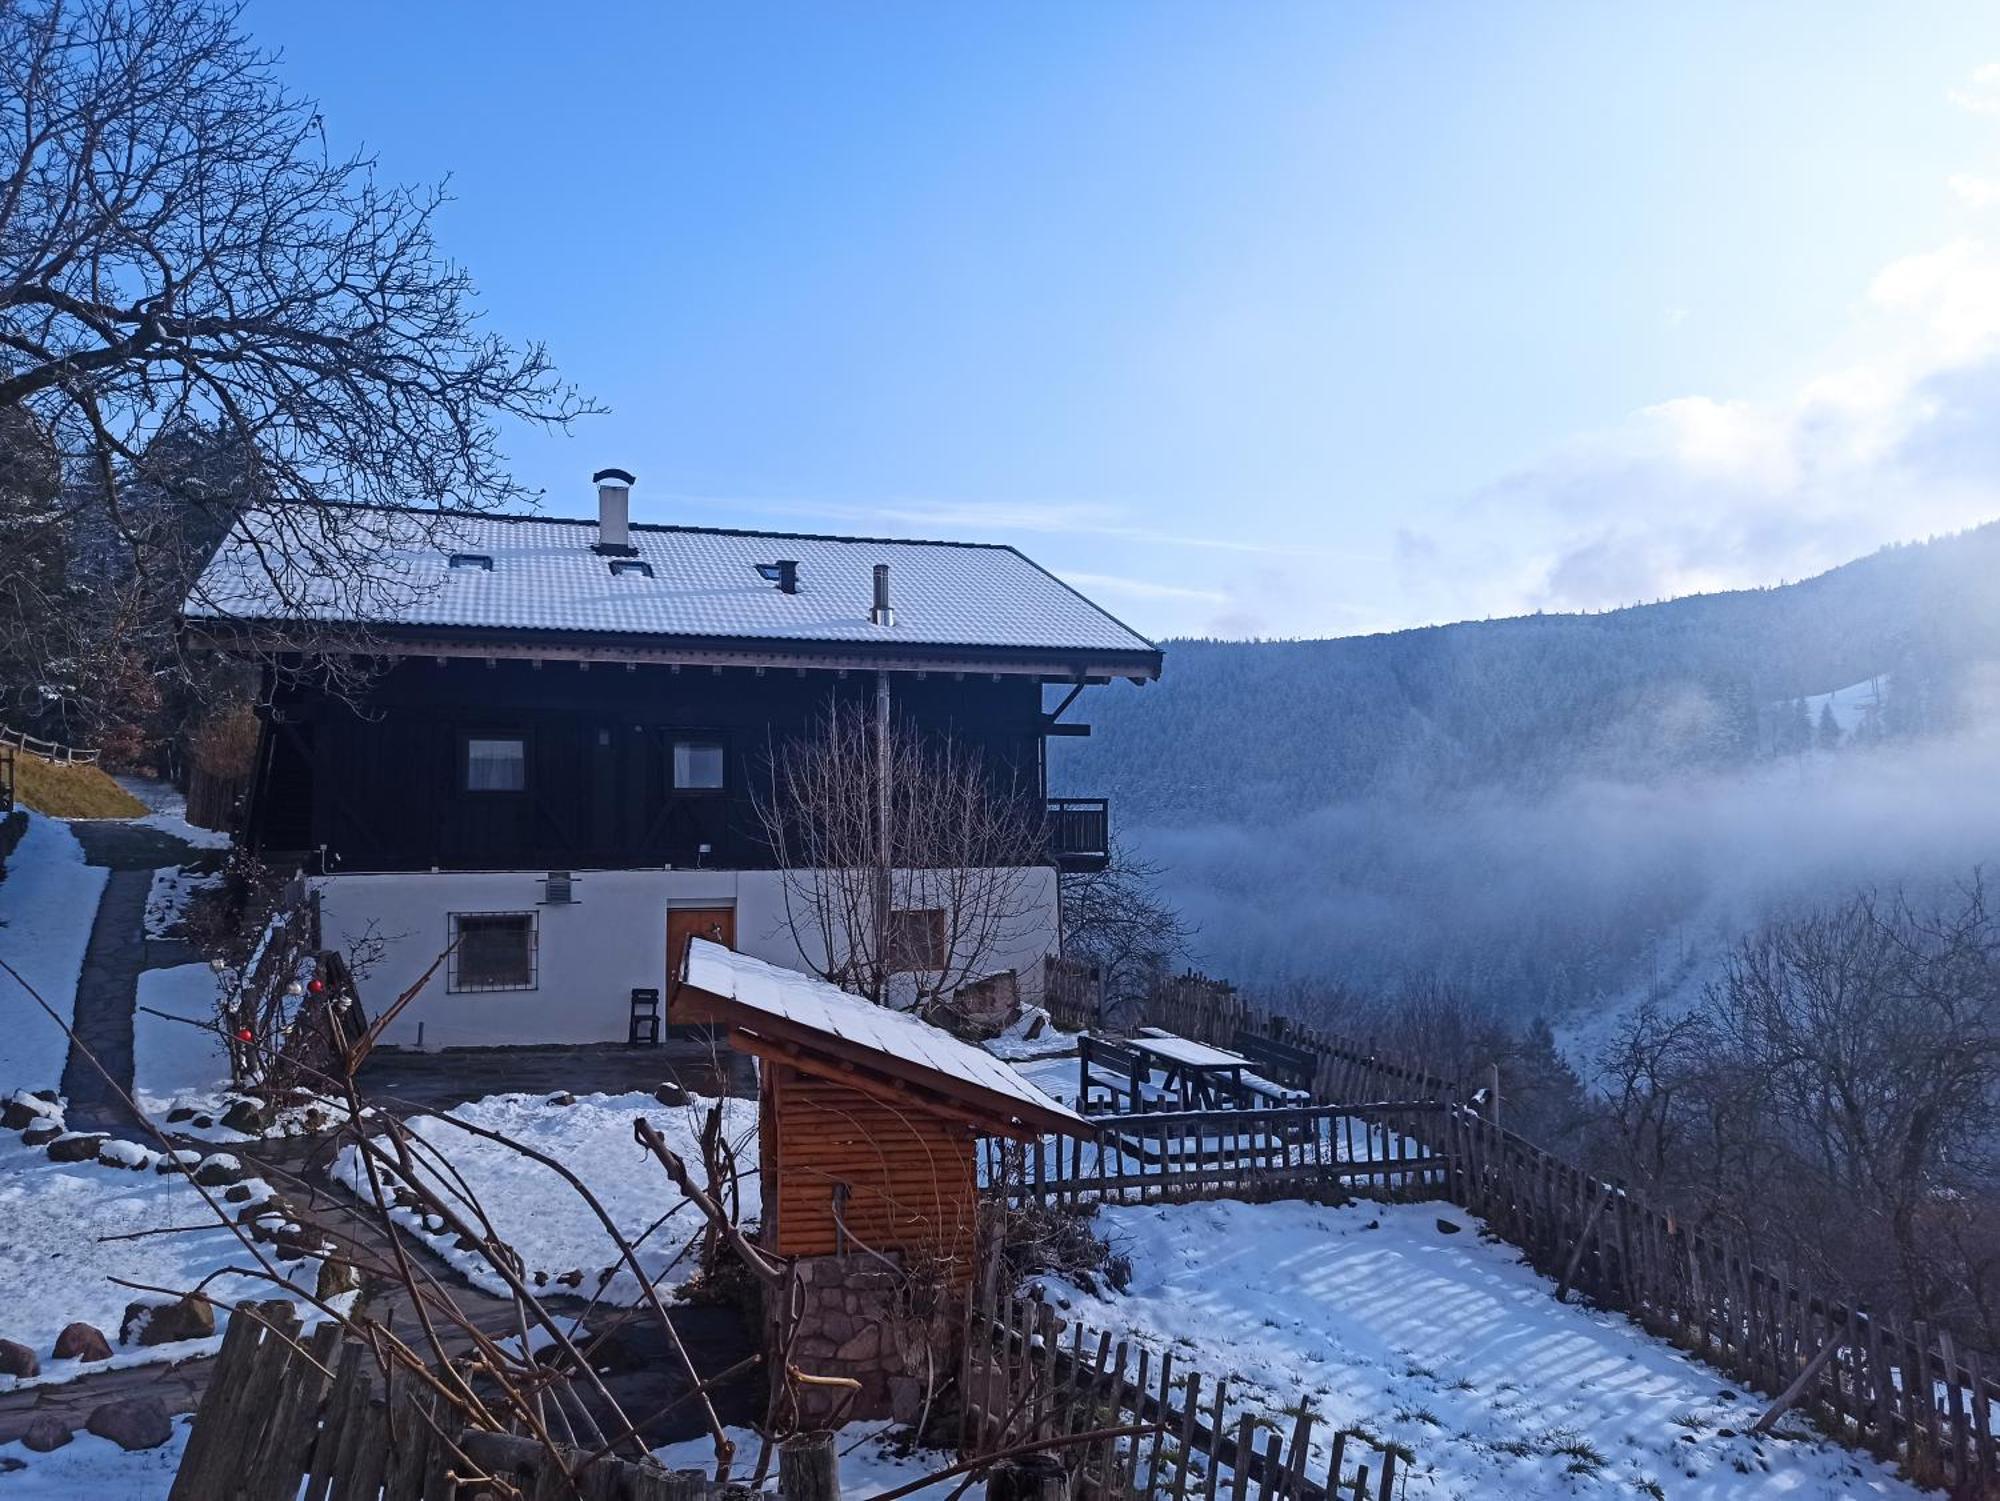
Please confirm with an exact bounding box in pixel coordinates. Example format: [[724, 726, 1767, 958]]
[[184, 506, 1159, 674], [678, 940, 1086, 1138]]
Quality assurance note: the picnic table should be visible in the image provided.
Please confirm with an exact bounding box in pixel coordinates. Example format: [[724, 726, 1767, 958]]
[[1129, 1027, 1257, 1110]]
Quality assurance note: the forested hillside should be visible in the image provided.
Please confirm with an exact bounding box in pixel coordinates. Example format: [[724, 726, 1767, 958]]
[[1052, 524, 2000, 1028]]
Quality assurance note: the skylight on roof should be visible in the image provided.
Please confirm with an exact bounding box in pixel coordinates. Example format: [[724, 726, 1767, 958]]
[[448, 553, 493, 571], [609, 559, 654, 578]]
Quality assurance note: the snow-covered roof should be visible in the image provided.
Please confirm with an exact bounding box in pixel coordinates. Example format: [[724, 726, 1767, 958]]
[[679, 940, 1086, 1136], [184, 506, 1160, 671]]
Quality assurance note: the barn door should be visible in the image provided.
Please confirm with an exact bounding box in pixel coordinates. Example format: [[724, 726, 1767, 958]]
[[666, 907, 736, 1033]]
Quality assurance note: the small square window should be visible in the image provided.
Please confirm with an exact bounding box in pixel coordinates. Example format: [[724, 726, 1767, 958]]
[[884, 909, 947, 972], [448, 553, 494, 571], [465, 736, 525, 792], [609, 559, 654, 578], [673, 741, 724, 790], [450, 912, 537, 991]]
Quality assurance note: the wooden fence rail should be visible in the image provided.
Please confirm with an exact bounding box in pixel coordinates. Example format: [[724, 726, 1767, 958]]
[[985, 1103, 1451, 1209], [0, 722, 101, 765], [962, 1279, 1404, 1501], [171, 1305, 773, 1500]]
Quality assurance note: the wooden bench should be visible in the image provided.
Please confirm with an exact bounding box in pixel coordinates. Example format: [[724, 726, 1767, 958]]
[[1233, 1031, 1317, 1093], [1079, 1035, 1151, 1113]]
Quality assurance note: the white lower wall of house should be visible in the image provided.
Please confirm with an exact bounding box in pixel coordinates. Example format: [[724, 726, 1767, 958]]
[[313, 866, 1060, 1050]]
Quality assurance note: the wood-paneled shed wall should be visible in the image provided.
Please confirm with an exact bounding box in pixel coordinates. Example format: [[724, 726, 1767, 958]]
[[760, 1062, 978, 1271]]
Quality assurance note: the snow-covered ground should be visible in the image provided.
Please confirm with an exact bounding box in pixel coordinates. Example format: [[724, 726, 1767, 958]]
[[331, 1089, 757, 1303], [0, 1416, 192, 1498], [653, 1424, 957, 1497], [1030, 1198, 1924, 1501], [132, 963, 229, 1121], [144, 864, 222, 940], [0, 1132, 325, 1392], [0, 812, 107, 1094]]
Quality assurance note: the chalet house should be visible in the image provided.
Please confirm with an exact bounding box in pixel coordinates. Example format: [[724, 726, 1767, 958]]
[[180, 471, 1161, 1049]]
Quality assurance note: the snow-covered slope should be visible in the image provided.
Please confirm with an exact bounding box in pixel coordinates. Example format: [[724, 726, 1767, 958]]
[[1031, 1198, 1922, 1501]]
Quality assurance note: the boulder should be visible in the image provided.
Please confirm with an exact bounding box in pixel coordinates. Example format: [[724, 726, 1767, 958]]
[[1434, 1218, 1462, 1236], [164, 1106, 196, 1124], [219, 1098, 269, 1135], [223, 1183, 255, 1203], [190, 1114, 213, 1130], [52, 1322, 111, 1362], [120, 1296, 215, 1347], [46, 1132, 108, 1163], [85, 1397, 173, 1451], [0, 1093, 54, 1130], [0, 1338, 38, 1377], [154, 1149, 203, 1176], [192, 1154, 243, 1187], [547, 1091, 576, 1107], [20, 1415, 71, 1452], [654, 1082, 688, 1107], [28, 1089, 58, 1104], [96, 1139, 153, 1170], [19, 1122, 60, 1148], [316, 1258, 362, 1300]]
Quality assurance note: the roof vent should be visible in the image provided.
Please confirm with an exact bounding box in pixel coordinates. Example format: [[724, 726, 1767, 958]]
[[592, 467, 637, 556], [609, 558, 653, 578], [542, 870, 575, 904], [755, 559, 800, 594], [448, 553, 493, 571], [870, 562, 894, 627]]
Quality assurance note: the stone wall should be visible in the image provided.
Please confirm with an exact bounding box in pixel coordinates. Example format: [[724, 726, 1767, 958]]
[[781, 1253, 957, 1425]]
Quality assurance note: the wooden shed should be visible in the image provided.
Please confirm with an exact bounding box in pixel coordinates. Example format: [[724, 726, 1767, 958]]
[[672, 940, 1086, 1275]]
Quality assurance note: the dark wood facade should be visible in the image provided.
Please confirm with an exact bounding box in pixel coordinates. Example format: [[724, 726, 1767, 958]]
[[247, 658, 1050, 873]]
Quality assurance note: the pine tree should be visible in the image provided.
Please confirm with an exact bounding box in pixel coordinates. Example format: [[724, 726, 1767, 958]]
[[1815, 700, 1842, 752]]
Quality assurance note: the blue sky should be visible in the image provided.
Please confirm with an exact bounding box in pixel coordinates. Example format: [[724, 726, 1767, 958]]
[[248, 2, 2000, 639]]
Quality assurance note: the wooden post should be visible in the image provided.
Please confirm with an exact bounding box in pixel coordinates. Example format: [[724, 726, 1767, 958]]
[[781, 1431, 843, 1501], [987, 1454, 1071, 1501]]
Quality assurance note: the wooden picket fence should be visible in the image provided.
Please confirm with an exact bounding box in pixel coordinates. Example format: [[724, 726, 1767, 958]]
[[1034, 974, 2000, 1495], [962, 1278, 1405, 1501], [1434, 1102, 2000, 1495], [985, 1102, 1451, 1208], [1042, 955, 1103, 1034], [170, 1305, 767, 1501]]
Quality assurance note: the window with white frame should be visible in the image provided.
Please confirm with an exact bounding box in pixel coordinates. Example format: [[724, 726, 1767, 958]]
[[450, 912, 537, 991], [672, 740, 725, 790], [465, 736, 526, 792]]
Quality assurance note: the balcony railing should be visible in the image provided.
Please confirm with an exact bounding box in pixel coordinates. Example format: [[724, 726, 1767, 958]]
[[1046, 797, 1110, 872]]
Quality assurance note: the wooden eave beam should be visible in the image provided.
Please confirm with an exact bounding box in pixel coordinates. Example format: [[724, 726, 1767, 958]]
[[731, 1032, 1034, 1142], [178, 622, 1159, 683], [675, 985, 1085, 1141]]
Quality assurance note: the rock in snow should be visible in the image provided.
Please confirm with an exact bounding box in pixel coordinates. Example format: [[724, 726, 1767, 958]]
[[85, 1397, 173, 1451], [0, 1337, 38, 1377], [52, 1321, 111, 1362], [20, 1415, 72, 1452]]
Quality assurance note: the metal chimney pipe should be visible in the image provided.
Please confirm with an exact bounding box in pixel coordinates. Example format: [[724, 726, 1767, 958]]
[[591, 467, 636, 555], [870, 563, 894, 627]]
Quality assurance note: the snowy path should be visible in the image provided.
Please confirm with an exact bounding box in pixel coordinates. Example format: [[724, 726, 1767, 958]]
[[0, 815, 106, 1092], [1034, 1198, 1926, 1501]]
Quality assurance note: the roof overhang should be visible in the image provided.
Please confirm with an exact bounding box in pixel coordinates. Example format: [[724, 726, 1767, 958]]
[[180, 617, 1163, 684], [672, 982, 1089, 1141]]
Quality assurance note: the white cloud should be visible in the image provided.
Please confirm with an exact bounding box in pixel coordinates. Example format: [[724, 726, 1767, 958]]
[[1056, 571, 1228, 605], [1949, 173, 2000, 208], [1949, 62, 2000, 115]]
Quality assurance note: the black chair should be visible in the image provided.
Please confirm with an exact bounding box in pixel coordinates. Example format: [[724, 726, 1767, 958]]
[[629, 987, 661, 1046]]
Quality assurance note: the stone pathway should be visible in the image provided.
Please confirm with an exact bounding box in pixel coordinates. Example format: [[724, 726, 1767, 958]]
[[58, 818, 214, 1134]]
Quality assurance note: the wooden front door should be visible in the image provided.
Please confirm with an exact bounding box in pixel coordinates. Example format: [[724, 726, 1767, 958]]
[[666, 907, 736, 1029]]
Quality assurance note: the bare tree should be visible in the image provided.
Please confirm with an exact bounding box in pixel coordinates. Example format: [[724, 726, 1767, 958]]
[[1595, 877, 2000, 1345], [1059, 838, 1190, 1008], [756, 699, 1049, 1013], [0, 0, 596, 736]]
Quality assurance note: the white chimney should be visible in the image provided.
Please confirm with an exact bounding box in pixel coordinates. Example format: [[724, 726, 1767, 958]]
[[592, 467, 636, 555]]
